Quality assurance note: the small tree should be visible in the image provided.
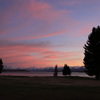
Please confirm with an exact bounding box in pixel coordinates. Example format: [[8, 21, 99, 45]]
[[53, 65, 58, 77], [62, 64, 71, 76], [0, 58, 3, 73], [83, 26, 100, 79]]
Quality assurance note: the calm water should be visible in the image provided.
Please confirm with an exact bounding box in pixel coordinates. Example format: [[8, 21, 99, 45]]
[[1, 71, 94, 78]]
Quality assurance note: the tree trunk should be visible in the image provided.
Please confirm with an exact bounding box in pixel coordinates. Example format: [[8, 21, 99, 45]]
[[95, 66, 99, 80], [95, 74, 99, 80]]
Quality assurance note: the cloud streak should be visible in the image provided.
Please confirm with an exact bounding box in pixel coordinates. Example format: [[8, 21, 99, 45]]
[[0, 0, 72, 40], [1, 0, 98, 67]]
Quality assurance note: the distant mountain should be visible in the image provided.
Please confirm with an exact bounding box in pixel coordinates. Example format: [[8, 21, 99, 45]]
[[3, 66, 85, 72], [70, 66, 85, 72]]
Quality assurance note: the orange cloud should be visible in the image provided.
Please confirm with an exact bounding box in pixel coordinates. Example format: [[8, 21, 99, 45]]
[[0, 40, 52, 67], [0, 39, 83, 67]]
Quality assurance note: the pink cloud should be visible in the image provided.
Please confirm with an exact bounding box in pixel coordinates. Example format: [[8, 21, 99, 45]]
[[0, 40, 50, 53], [42, 51, 77, 60], [11, 30, 68, 41], [0, 39, 83, 67], [43, 51, 75, 56], [44, 55, 58, 59], [19, 0, 69, 24], [72, 22, 97, 37], [0, 0, 85, 67], [0, 0, 72, 39], [0, 40, 52, 67]]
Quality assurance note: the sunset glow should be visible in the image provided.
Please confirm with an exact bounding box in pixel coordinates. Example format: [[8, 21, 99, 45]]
[[0, 0, 100, 68]]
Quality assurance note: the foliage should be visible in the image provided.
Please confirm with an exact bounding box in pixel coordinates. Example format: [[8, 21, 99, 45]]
[[0, 58, 3, 73], [62, 64, 71, 76], [83, 26, 100, 79]]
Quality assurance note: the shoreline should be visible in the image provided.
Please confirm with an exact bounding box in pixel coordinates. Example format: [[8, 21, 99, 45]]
[[1, 71, 91, 78]]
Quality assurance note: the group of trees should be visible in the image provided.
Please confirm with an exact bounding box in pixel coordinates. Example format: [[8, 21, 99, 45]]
[[54, 64, 71, 77], [54, 26, 100, 80]]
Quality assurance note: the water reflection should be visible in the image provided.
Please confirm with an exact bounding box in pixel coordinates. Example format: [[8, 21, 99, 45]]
[[1, 72, 94, 78]]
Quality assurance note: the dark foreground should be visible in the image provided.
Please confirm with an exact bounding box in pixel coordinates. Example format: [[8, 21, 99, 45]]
[[0, 76, 100, 100]]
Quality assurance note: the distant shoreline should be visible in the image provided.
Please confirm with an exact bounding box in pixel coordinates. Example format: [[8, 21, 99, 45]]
[[3, 69, 29, 72]]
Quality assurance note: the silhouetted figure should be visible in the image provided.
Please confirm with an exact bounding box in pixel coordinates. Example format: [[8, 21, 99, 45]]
[[83, 26, 100, 79], [62, 64, 71, 76], [0, 58, 3, 73], [53, 65, 58, 77]]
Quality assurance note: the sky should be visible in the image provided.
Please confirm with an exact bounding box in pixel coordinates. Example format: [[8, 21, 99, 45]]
[[0, 0, 100, 68]]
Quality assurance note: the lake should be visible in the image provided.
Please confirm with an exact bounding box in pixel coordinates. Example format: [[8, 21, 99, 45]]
[[1, 71, 94, 78]]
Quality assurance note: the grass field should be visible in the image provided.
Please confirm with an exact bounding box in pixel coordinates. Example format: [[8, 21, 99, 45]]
[[0, 76, 100, 100]]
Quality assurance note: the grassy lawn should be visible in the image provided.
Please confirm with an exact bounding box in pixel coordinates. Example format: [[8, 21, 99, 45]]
[[0, 76, 100, 100]]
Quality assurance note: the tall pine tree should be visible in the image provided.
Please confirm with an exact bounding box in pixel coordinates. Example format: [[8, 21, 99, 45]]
[[53, 65, 58, 77], [0, 58, 3, 73], [83, 26, 100, 79]]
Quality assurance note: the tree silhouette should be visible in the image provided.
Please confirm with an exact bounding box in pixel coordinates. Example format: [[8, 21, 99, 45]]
[[0, 58, 3, 73], [62, 64, 71, 76], [53, 65, 58, 77], [83, 26, 100, 79]]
